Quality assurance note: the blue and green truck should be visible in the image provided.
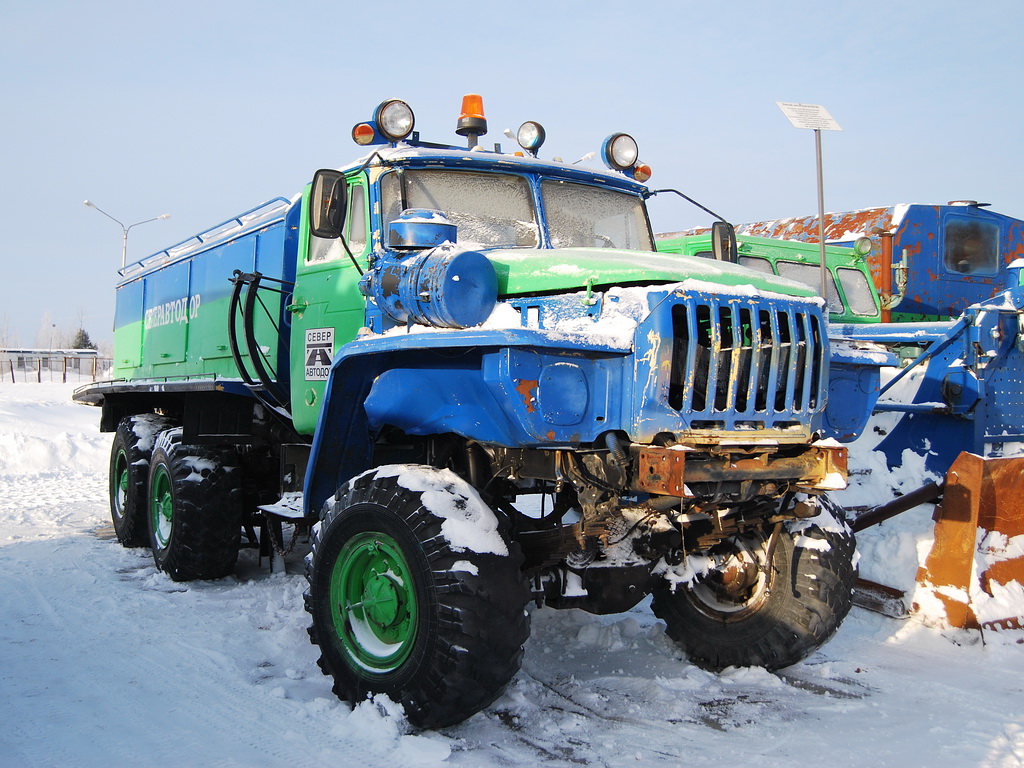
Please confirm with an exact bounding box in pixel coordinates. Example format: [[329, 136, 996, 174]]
[[76, 96, 883, 728]]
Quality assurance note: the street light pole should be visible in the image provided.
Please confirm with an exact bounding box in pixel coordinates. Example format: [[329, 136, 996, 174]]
[[83, 200, 170, 268]]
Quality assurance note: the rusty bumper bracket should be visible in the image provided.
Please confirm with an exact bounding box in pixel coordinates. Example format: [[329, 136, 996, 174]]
[[632, 443, 848, 496]]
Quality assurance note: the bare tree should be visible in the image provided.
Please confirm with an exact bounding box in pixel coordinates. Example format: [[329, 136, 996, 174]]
[[35, 312, 56, 350], [0, 314, 16, 348]]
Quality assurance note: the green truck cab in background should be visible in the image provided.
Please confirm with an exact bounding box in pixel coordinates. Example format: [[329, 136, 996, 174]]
[[656, 231, 881, 324]]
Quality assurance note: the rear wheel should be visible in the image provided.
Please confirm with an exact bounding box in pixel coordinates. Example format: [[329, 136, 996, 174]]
[[109, 414, 173, 547], [147, 428, 242, 581], [305, 465, 530, 729], [653, 495, 857, 671]]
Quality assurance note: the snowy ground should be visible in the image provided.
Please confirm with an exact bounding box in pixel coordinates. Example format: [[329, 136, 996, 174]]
[[1, 383, 1022, 768]]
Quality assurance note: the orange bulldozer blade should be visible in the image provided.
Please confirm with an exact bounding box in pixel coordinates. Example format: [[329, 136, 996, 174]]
[[915, 452, 1024, 630]]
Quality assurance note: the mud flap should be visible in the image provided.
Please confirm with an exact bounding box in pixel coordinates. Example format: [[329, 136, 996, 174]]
[[915, 452, 1024, 630]]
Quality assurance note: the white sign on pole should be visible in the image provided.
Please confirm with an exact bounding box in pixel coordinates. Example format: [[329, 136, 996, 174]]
[[776, 102, 842, 132], [776, 101, 840, 302]]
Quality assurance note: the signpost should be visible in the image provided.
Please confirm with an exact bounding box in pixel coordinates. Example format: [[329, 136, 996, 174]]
[[776, 102, 842, 302]]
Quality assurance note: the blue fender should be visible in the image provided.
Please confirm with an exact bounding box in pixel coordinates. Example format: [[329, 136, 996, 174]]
[[301, 327, 630, 516], [823, 341, 895, 442]]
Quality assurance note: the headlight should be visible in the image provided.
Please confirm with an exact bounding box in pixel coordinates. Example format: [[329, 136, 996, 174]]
[[602, 132, 639, 171], [374, 99, 415, 142], [516, 121, 546, 154], [853, 236, 873, 257]]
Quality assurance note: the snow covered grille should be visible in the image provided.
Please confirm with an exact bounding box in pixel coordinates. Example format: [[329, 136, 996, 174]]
[[667, 300, 824, 427]]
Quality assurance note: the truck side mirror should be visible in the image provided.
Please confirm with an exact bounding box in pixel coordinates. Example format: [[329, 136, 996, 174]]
[[711, 221, 738, 262], [309, 169, 348, 239]]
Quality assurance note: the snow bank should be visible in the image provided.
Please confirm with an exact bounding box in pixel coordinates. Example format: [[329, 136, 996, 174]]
[[0, 383, 108, 476]]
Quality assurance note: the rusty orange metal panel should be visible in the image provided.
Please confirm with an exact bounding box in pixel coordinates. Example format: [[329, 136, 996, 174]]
[[636, 447, 686, 496], [514, 378, 538, 413], [737, 207, 898, 243], [915, 452, 1024, 630], [634, 443, 846, 494]]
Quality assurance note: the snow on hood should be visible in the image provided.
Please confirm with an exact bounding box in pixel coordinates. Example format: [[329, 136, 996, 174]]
[[487, 246, 819, 300]]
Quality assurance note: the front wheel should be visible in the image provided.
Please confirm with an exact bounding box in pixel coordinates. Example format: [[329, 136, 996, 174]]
[[305, 465, 530, 729], [652, 495, 857, 671], [147, 428, 242, 581]]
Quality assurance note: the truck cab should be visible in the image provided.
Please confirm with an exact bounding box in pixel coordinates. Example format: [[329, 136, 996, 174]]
[[655, 231, 882, 324], [738, 202, 1024, 321]]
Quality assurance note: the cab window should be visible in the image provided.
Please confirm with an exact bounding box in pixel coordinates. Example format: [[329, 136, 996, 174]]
[[346, 183, 367, 254], [776, 261, 842, 313], [307, 179, 368, 263], [944, 218, 998, 275], [542, 180, 653, 251], [381, 169, 539, 248], [737, 256, 774, 274], [836, 268, 878, 316]]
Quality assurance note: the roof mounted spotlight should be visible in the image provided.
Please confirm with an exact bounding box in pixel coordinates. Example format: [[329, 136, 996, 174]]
[[516, 121, 546, 156], [456, 94, 487, 148], [374, 99, 415, 143], [601, 132, 639, 172]]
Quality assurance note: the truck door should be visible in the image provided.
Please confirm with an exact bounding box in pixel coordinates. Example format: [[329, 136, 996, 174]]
[[288, 177, 370, 434]]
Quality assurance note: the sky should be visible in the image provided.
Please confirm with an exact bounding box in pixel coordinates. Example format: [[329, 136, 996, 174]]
[[1, 0, 1021, 347]]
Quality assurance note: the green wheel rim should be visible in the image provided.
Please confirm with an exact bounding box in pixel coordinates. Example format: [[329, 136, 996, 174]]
[[150, 465, 174, 549], [113, 449, 129, 521], [330, 531, 418, 673]]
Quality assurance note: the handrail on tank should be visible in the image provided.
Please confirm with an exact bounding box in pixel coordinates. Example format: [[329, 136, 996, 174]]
[[118, 197, 292, 279]]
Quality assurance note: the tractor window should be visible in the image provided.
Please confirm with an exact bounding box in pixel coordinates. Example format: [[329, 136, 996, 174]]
[[542, 181, 653, 251], [944, 218, 999, 275], [737, 256, 774, 274], [836, 268, 878, 316], [776, 261, 842, 313], [381, 169, 539, 248]]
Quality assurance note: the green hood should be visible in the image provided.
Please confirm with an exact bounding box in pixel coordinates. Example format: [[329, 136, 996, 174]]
[[486, 247, 819, 299]]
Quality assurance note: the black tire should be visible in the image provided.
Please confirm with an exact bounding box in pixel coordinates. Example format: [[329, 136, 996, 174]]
[[305, 465, 531, 729], [652, 495, 857, 671], [109, 414, 174, 547], [147, 427, 243, 581]]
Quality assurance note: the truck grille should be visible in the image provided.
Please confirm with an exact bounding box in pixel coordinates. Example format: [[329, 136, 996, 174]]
[[667, 299, 824, 430]]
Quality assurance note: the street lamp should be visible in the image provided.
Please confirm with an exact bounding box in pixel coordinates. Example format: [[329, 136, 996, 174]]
[[83, 200, 170, 268]]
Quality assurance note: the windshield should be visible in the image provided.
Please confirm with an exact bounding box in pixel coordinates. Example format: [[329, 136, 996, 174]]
[[542, 180, 654, 251], [380, 168, 654, 252], [381, 170, 539, 248]]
